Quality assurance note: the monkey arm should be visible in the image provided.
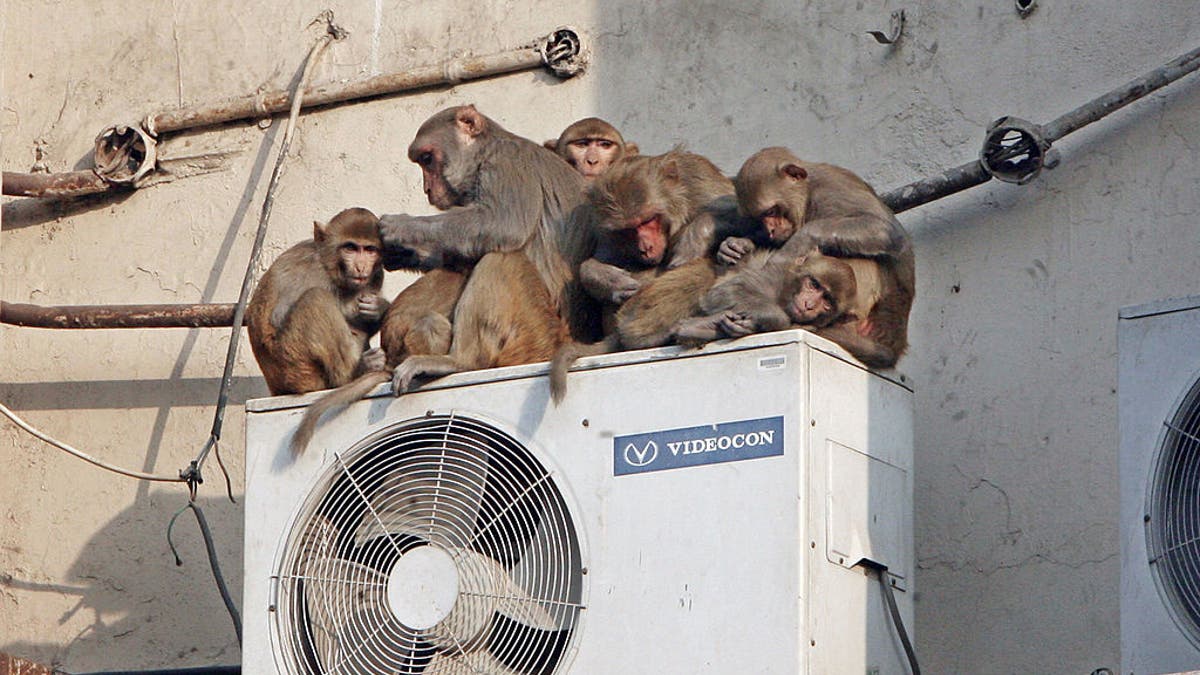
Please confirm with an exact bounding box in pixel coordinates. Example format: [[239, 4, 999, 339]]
[[668, 199, 748, 268], [378, 203, 534, 271], [800, 214, 909, 259], [580, 257, 642, 304]]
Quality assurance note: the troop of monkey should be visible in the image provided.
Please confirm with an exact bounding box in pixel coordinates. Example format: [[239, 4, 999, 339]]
[[245, 105, 915, 454]]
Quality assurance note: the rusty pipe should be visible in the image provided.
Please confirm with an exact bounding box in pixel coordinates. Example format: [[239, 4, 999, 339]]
[[0, 302, 236, 329], [2, 170, 113, 198], [3, 28, 585, 200], [144, 27, 585, 135]]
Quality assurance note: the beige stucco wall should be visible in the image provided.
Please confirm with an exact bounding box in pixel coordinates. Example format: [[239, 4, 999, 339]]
[[3, 1, 1200, 672]]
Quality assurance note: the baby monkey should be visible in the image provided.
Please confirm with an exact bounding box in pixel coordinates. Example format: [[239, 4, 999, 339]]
[[246, 207, 388, 396], [673, 252, 879, 346]]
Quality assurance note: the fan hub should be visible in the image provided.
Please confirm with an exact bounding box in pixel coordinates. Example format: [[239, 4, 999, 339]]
[[385, 545, 460, 630]]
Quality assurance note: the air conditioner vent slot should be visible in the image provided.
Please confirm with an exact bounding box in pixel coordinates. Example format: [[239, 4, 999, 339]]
[[272, 413, 583, 674]]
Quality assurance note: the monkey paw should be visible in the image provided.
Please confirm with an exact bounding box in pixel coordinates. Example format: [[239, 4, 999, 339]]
[[719, 312, 756, 338], [360, 348, 386, 373]]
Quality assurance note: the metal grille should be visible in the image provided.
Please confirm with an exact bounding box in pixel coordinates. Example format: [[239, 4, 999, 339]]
[[1147, 373, 1200, 649], [272, 413, 583, 674]]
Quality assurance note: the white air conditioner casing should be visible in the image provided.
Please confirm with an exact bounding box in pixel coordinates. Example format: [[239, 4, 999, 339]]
[[244, 329, 914, 674], [1120, 297, 1200, 675]]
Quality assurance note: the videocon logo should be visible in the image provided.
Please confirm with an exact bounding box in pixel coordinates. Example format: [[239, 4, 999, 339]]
[[623, 440, 658, 467], [613, 416, 785, 476]]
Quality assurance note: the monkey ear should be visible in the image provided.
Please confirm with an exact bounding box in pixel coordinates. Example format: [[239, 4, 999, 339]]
[[313, 220, 327, 243], [783, 164, 808, 181], [455, 105, 487, 138], [624, 142, 640, 157], [660, 156, 681, 183], [543, 139, 559, 151]]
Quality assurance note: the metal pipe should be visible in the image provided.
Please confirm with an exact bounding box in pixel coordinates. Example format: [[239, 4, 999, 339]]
[[0, 302, 236, 329], [2, 28, 585, 199], [144, 27, 584, 135], [2, 170, 112, 198], [881, 43, 1200, 214]]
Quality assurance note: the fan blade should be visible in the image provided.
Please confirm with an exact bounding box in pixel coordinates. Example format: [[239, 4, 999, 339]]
[[427, 547, 559, 654], [425, 649, 523, 675], [353, 445, 491, 548], [504, 510, 579, 631], [302, 557, 389, 672]]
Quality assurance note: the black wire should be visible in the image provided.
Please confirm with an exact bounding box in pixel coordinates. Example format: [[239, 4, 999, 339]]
[[877, 568, 920, 675], [166, 502, 243, 645]]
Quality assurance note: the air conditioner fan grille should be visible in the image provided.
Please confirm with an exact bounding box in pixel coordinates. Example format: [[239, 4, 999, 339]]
[[272, 414, 583, 674], [1147, 372, 1200, 649]]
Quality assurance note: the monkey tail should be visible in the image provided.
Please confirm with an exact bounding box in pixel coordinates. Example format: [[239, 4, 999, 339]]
[[290, 370, 392, 456], [549, 334, 621, 404]]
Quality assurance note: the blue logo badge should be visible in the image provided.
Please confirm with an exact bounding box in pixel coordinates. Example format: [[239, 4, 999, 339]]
[[613, 416, 785, 476]]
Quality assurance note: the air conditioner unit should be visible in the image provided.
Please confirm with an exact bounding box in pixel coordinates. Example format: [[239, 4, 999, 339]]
[[1120, 297, 1200, 675], [244, 329, 915, 674]]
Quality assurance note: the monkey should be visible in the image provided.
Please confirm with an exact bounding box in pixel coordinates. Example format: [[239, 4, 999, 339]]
[[578, 150, 738, 319], [379, 104, 597, 341], [671, 251, 879, 345], [289, 252, 566, 455], [549, 148, 915, 400], [246, 207, 389, 396], [544, 117, 639, 181], [376, 117, 632, 365], [723, 147, 914, 365], [291, 105, 595, 453]]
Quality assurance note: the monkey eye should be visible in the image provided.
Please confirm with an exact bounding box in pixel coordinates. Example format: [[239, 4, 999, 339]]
[[762, 205, 783, 219], [416, 152, 435, 169], [596, 140, 615, 149]]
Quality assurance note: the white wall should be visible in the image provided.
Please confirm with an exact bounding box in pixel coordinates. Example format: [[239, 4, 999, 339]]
[[3, 1, 1199, 672]]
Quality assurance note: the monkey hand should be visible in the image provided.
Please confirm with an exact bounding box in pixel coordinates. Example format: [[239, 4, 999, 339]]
[[356, 293, 387, 323], [580, 258, 642, 304], [360, 347, 387, 373], [391, 359, 422, 395], [718, 311, 756, 338], [383, 244, 443, 271], [717, 237, 756, 266]]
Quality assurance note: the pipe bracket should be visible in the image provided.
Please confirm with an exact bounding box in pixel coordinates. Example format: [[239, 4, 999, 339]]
[[979, 116, 1052, 185], [93, 123, 157, 185], [539, 27, 586, 78]]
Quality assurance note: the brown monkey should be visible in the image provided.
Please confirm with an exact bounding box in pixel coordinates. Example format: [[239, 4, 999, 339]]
[[551, 149, 915, 399], [579, 150, 738, 316], [671, 252, 880, 345], [246, 207, 388, 396], [379, 104, 596, 340], [726, 147, 914, 366], [544, 117, 639, 181], [290, 252, 566, 455], [291, 105, 595, 452]]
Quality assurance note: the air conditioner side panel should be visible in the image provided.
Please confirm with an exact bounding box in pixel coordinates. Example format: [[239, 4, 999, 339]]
[[1119, 301, 1200, 673], [806, 348, 915, 675]]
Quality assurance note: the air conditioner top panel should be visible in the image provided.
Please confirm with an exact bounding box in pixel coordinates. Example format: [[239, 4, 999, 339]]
[[1119, 294, 1200, 320], [246, 328, 912, 414]]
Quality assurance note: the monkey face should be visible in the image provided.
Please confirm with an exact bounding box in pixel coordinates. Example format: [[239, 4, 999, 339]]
[[410, 145, 463, 210], [338, 240, 383, 289], [758, 204, 798, 245], [566, 138, 621, 180], [786, 275, 836, 326], [615, 213, 668, 266]]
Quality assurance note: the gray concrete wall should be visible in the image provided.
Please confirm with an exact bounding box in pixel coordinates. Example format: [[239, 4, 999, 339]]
[[3, 1, 1199, 672]]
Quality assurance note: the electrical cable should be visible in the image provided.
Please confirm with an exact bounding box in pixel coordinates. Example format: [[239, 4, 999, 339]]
[[167, 501, 243, 645], [0, 402, 185, 483], [184, 13, 342, 485], [855, 559, 921, 675], [878, 567, 920, 675]]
